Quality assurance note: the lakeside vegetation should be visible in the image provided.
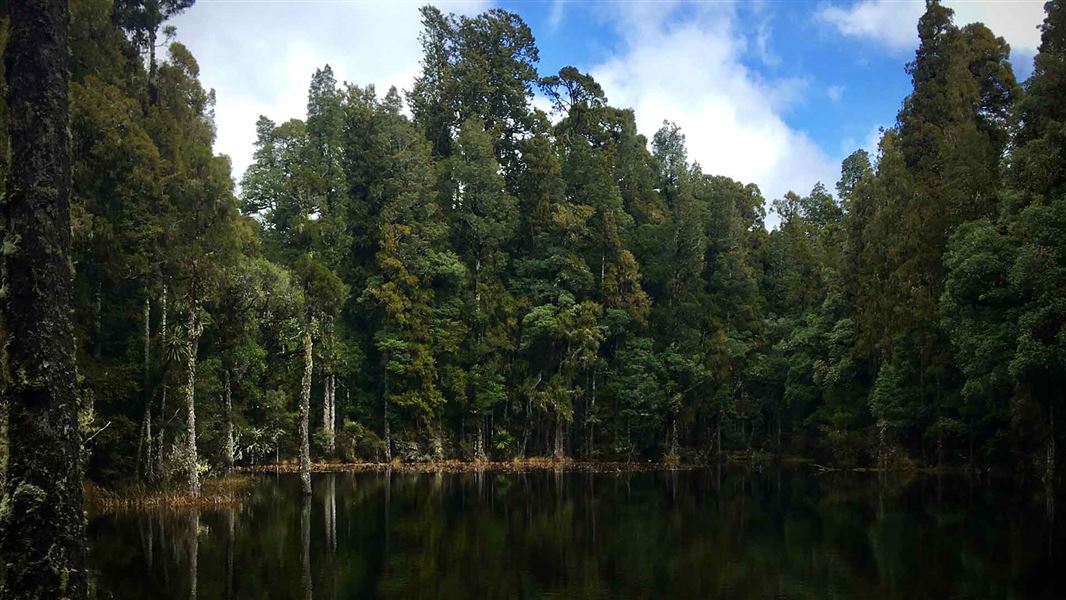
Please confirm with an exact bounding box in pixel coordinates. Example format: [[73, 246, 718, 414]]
[[4, 0, 1066, 496], [2, 0, 1065, 596]]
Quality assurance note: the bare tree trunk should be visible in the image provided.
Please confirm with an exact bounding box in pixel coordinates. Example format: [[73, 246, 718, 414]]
[[521, 392, 533, 459], [93, 282, 102, 359], [184, 304, 203, 497], [432, 416, 444, 461], [553, 412, 565, 461], [300, 322, 314, 496], [322, 372, 334, 458], [138, 295, 153, 478], [475, 416, 486, 461], [587, 369, 597, 459], [224, 368, 235, 476], [157, 283, 168, 475], [1, 398, 7, 490], [668, 415, 680, 459], [0, 0, 87, 595], [329, 374, 336, 455], [147, 24, 159, 106], [382, 352, 391, 463], [878, 420, 888, 471]]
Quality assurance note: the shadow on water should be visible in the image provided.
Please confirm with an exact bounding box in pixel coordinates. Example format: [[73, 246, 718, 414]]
[[86, 467, 1064, 599]]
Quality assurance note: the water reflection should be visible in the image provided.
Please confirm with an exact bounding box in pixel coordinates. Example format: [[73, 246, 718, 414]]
[[87, 468, 1064, 599], [302, 494, 312, 600]]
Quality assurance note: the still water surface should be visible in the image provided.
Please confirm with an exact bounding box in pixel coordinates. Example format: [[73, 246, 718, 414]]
[[88, 468, 1062, 599]]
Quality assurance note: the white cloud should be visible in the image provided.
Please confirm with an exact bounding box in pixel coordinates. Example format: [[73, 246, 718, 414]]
[[591, 2, 839, 212], [170, 0, 487, 184], [949, 1, 1044, 51], [548, 0, 567, 32], [816, 0, 923, 52], [826, 84, 845, 103], [816, 0, 1046, 55], [754, 19, 781, 67]]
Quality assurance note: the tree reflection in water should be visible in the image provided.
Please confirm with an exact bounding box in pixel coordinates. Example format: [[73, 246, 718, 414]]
[[86, 469, 1064, 599]]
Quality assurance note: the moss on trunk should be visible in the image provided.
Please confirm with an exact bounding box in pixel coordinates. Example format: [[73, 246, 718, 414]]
[[0, 0, 87, 596]]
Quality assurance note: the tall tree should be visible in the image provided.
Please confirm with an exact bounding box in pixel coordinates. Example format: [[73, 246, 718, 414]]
[[111, 0, 194, 103], [362, 92, 464, 460], [444, 119, 518, 458], [0, 0, 87, 596]]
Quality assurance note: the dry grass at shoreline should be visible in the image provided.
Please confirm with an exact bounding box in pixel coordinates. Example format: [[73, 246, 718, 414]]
[[85, 475, 254, 512], [240, 457, 706, 474]]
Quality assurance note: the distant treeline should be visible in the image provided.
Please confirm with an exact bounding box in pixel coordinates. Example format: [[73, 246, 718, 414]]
[[3, 0, 1063, 488]]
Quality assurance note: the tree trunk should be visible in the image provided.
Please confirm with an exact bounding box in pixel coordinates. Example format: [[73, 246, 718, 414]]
[[521, 397, 532, 459], [184, 304, 203, 497], [138, 295, 153, 479], [299, 322, 313, 496], [0, 0, 88, 595], [322, 372, 335, 457], [587, 369, 597, 459], [475, 416, 486, 461], [329, 374, 336, 455], [147, 25, 158, 106], [224, 368, 234, 476], [668, 415, 680, 459], [93, 282, 102, 359], [432, 416, 444, 461], [553, 412, 565, 461], [716, 416, 722, 458], [382, 352, 392, 463], [157, 283, 168, 475]]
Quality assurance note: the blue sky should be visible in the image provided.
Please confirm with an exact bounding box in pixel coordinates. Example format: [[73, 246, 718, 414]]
[[171, 0, 1046, 214]]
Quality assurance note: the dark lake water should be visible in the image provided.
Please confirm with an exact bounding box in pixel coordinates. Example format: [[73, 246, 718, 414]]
[[87, 468, 1063, 599]]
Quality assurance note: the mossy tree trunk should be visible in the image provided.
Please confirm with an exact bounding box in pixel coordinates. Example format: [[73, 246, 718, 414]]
[[299, 321, 313, 495], [321, 318, 335, 458], [322, 372, 334, 458], [0, 0, 88, 596], [183, 303, 203, 498], [138, 295, 152, 479], [553, 412, 565, 461], [223, 368, 234, 476], [156, 282, 168, 475]]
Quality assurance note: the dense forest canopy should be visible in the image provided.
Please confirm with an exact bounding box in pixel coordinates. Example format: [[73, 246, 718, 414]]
[[2, 0, 1065, 492]]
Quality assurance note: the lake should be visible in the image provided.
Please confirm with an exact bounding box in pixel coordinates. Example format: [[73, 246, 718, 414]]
[[87, 467, 1062, 599]]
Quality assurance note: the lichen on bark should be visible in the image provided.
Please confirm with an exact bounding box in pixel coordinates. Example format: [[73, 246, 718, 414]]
[[0, 1, 88, 596]]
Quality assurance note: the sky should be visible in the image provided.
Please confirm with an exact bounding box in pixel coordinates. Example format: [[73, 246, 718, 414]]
[[171, 0, 1048, 216]]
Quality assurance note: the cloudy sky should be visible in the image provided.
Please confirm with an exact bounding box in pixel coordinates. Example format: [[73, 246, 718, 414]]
[[171, 0, 1047, 209]]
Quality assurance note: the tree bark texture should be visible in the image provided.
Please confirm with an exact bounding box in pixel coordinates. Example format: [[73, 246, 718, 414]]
[[322, 372, 334, 457], [224, 368, 234, 476], [0, 0, 87, 596], [138, 296, 152, 479], [184, 305, 202, 497], [299, 323, 313, 495], [156, 282, 168, 475]]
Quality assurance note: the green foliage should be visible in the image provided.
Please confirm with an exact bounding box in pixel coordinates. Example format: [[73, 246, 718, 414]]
[[39, 0, 1066, 480]]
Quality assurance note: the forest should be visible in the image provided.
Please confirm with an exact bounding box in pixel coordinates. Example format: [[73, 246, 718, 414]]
[[2, 0, 1065, 497]]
